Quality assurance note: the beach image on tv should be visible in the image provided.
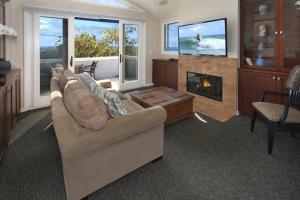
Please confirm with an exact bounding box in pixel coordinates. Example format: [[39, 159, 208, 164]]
[[179, 19, 226, 56]]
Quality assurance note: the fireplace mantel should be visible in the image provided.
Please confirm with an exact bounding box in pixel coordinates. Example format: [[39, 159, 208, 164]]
[[178, 55, 238, 122]]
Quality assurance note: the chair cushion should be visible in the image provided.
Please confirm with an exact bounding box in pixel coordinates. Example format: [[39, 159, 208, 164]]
[[64, 80, 108, 130], [77, 73, 128, 118], [253, 102, 300, 123]]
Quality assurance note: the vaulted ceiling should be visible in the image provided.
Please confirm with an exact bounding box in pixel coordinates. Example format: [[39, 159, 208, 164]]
[[129, 0, 179, 19], [67, 0, 180, 19]]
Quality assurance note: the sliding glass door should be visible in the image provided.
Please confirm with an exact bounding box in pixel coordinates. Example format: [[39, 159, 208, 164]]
[[34, 15, 74, 107], [40, 17, 68, 96], [31, 14, 145, 108], [119, 20, 144, 91]]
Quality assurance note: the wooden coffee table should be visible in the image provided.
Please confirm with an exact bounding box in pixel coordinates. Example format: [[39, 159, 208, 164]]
[[130, 87, 195, 126]]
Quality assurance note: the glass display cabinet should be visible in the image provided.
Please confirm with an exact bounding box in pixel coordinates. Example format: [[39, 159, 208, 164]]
[[239, 0, 300, 115]]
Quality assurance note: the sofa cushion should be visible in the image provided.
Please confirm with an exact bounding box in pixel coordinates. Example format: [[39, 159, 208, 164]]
[[64, 80, 108, 130], [59, 69, 78, 90], [77, 73, 128, 118]]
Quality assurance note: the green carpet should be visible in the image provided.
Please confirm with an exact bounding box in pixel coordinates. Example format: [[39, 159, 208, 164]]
[[0, 112, 299, 200]]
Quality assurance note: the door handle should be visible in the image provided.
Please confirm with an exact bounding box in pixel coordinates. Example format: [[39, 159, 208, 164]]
[[119, 54, 123, 63], [272, 76, 276, 80], [70, 56, 74, 67], [277, 77, 281, 81]]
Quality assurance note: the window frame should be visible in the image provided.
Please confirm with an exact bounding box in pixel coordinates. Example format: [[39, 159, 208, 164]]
[[161, 18, 179, 55]]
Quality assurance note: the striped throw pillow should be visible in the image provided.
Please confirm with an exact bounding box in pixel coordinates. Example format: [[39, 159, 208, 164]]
[[77, 73, 128, 118]]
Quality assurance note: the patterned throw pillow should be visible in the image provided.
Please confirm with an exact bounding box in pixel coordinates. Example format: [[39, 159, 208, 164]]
[[77, 73, 128, 118]]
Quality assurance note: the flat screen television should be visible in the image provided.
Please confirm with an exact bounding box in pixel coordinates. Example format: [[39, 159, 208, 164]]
[[178, 18, 227, 57]]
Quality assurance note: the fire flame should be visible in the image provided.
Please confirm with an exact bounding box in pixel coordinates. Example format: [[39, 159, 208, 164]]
[[203, 79, 212, 88]]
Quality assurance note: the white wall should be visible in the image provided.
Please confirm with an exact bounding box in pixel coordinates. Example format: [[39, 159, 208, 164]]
[[161, 0, 239, 59], [5, 0, 161, 111]]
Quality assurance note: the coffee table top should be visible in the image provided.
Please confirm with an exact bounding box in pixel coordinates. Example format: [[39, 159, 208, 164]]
[[130, 87, 194, 107]]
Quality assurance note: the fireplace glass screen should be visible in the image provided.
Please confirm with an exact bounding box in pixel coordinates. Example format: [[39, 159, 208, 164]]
[[187, 72, 223, 101]]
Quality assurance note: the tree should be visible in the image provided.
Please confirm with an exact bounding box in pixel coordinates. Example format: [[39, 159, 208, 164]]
[[124, 25, 138, 56], [75, 28, 119, 58], [74, 27, 138, 58]]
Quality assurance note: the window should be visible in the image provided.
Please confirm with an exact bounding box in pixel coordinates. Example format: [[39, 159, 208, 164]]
[[74, 18, 119, 58], [164, 22, 179, 52]]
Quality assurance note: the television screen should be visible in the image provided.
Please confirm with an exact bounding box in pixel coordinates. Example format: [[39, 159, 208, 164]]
[[179, 18, 227, 57]]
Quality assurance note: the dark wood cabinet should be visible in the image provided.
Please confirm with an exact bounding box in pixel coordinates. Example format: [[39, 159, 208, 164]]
[[239, 0, 299, 115], [239, 69, 289, 115], [0, 69, 21, 162], [153, 59, 178, 90], [0, 90, 5, 161]]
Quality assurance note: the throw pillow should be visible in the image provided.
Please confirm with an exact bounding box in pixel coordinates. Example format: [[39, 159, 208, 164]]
[[77, 73, 128, 117], [63, 80, 108, 130]]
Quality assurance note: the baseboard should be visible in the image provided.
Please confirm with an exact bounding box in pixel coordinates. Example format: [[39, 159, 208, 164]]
[[20, 105, 50, 113], [144, 83, 154, 87]]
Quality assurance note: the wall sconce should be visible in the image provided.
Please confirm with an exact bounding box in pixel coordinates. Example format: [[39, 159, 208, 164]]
[[0, 23, 17, 38]]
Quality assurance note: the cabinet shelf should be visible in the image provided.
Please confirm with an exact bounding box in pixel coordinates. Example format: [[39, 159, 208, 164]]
[[245, 15, 275, 22]]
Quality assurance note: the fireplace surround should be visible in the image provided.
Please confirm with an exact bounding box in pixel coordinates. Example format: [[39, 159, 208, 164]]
[[178, 55, 237, 122], [187, 72, 223, 101]]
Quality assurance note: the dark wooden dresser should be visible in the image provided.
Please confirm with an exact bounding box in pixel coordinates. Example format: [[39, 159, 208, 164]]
[[153, 59, 178, 90], [0, 69, 21, 162]]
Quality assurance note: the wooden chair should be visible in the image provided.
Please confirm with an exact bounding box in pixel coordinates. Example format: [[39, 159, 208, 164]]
[[84, 61, 98, 79], [251, 65, 300, 155]]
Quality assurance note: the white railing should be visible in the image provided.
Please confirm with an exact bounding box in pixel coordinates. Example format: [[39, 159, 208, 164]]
[[74, 56, 119, 80], [74, 56, 138, 81]]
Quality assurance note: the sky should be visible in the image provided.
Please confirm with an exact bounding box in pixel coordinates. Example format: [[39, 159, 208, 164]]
[[167, 22, 179, 50], [40, 17, 64, 47], [74, 18, 119, 40], [179, 20, 226, 38], [40, 17, 119, 47]]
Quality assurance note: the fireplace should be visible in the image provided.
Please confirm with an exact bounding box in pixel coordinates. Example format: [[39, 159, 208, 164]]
[[187, 72, 223, 101]]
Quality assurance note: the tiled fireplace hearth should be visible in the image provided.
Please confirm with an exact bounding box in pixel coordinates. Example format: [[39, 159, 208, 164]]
[[178, 55, 238, 122], [187, 72, 223, 102]]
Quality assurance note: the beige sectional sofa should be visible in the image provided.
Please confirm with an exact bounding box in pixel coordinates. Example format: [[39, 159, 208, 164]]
[[50, 70, 166, 200]]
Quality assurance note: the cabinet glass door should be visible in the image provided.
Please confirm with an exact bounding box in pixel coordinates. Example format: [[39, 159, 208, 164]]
[[282, 0, 300, 70], [242, 0, 277, 69]]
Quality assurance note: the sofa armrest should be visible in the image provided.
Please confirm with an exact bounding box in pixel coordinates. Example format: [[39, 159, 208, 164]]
[[61, 106, 166, 161]]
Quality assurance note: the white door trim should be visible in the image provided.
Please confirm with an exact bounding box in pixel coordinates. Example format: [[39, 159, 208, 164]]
[[118, 20, 146, 91]]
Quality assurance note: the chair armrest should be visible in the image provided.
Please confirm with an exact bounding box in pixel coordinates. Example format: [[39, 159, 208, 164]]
[[261, 91, 289, 102], [61, 106, 167, 161]]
